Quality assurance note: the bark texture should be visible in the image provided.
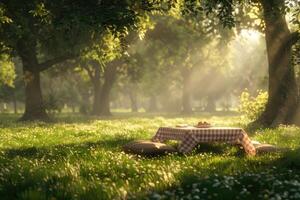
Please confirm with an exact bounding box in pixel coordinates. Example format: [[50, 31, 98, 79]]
[[17, 38, 49, 121], [91, 65, 102, 115], [12, 91, 17, 114], [88, 60, 120, 116], [98, 63, 118, 116], [255, 0, 300, 126]]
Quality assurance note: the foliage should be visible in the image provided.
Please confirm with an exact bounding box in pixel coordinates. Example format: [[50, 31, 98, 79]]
[[81, 30, 122, 65], [0, 58, 24, 110], [0, 0, 173, 120], [0, 5, 12, 24], [0, 54, 15, 87], [239, 89, 268, 121], [0, 113, 299, 199], [0, 0, 169, 62]]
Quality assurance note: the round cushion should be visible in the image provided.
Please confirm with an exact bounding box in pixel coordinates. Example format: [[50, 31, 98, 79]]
[[123, 140, 177, 156], [255, 144, 278, 154]]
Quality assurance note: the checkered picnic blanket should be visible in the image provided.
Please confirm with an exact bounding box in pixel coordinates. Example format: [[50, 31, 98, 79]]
[[151, 127, 256, 156]]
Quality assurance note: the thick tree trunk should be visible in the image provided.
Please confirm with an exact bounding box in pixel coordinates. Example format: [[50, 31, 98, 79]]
[[19, 69, 49, 121], [87, 60, 119, 116], [182, 69, 193, 114], [98, 62, 119, 116], [17, 39, 49, 121], [12, 91, 17, 114], [255, 0, 300, 126], [91, 66, 102, 115]]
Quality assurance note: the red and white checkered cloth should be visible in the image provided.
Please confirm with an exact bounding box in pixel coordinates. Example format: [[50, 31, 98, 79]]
[[152, 127, 256, 156]]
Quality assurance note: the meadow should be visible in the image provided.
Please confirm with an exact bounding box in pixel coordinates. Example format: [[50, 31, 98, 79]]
[[0, 113, 300, 200]]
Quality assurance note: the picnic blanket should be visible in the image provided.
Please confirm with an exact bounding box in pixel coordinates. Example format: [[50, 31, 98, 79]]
[[152, 127, 256, 156]]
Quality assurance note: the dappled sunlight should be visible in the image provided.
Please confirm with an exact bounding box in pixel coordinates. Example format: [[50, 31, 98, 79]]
[[1, 114, 300, 199], [0, 0, 300, 199]]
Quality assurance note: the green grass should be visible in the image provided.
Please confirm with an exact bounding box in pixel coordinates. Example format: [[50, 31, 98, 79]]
[[0, 113, 300, 200]]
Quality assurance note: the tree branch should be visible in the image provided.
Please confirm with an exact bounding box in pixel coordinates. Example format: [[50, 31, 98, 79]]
[[38, 54, 75, 72]]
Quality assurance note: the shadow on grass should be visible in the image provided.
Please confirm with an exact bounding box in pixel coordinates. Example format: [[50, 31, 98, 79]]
[[194, 143, 245, 156], [0, 138, 135, 200], [2, 138, 133, 160], [2, 139, 248, 163], [1, 140, 298, 200], [270, 147, 300, 170], [134, 148, 300, 200], [0, 140, 246, 200]]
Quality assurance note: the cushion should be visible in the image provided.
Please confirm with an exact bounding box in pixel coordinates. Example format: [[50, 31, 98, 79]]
[[123, 140, 177, 156], [255, 144, 279, 155]]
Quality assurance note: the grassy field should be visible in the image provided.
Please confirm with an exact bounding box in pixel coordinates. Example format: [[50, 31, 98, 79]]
[[0, 113, 300, 200]]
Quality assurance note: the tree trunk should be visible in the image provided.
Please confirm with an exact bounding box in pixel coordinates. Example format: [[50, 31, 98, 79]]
[[16, 36, 71, 121], [91, 66, 102, 115], [12, 91, 17, 114], [182, 69, 193, 114], [255, 0, 300, 126], [19, 69, 49, 121], [87, 60, 119, 116], [98, 62, 119, 116], [17, 39, 49, 121]]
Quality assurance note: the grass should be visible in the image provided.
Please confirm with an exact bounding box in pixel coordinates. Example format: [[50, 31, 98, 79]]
[[0, 113, 300, 200]]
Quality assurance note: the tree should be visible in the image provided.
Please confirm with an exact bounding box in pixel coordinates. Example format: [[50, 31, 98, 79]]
[[187, 0, 299, 126], [0, 0, 159, 121], [115, 54, 144, 113], [254, 0, 300, 126], [144, 12, 234, 113], [81, 13, 155, 116], [80, 30, 123, 116], [135, 37, 175, 112]]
